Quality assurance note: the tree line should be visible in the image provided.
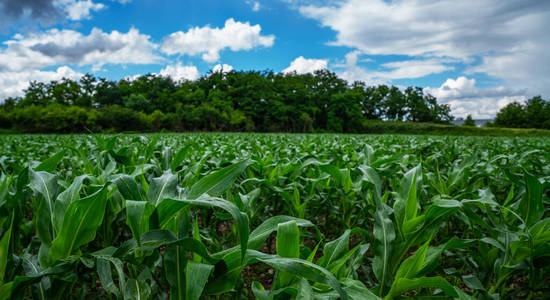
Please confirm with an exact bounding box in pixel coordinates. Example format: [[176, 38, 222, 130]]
[[1, 69, 454, 133], [491, 96, 550, 129]]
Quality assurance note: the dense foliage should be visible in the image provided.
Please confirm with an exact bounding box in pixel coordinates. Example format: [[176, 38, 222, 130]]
[[463, 115, 476, 127], [493, 96, 550, 129], [0, 133, 549, 299], [0, 70, 454, 133]]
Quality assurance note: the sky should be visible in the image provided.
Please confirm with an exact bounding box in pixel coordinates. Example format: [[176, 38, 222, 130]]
[[0, 0, 548, 118]]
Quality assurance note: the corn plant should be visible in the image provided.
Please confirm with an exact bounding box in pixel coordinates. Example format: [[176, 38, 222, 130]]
[[0, 133, 548, 299]]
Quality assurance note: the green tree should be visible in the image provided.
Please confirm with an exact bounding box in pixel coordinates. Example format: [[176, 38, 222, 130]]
[[123, 93, 150, 112], [494, 102, 526, 128], [524, 96, 550, 129], [463, 114, 476, 126]]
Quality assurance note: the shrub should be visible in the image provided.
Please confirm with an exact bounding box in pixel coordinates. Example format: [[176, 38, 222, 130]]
[[97, 105, 152, 132]]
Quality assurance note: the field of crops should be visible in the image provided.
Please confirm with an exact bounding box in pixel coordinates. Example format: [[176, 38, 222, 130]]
[[0, 133, 549, 299]]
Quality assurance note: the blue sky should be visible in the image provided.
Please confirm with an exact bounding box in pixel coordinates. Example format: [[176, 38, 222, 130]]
[[0, 0, 549, 118]]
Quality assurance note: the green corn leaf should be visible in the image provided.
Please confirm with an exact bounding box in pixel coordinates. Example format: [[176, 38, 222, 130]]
[[114, 230, 220, 265], [214, 215, 314, 258], [373, 207, 395, 293], [20, 254, 47, 300], [186, 262, 213, 300], [176, 196, 249, 262], [251, 281, 273, 300], [115, 175, 145, 202], [276, 221, 300, 258], [97, 257, 124, 298], [49, 185, 109, 262], [248, 250, 349, 300], [187, 160, 249, 200], [155, 198, 189, 229], [359, 165, 383, 206], [0, 214, 13, 284], [147, 171, 178, 206], [318, 229, 350, 268], [125, 200, 155, 245], [385, 276, 458, 299], [124, 278, 151, 300], [319, 164, 342, 186], [340, 279, 380, 300], [296, 278, 313, 300], [53, 175, 88, 233], [393, 165, 422, 236], [403, 165, 421, 222], [164, 243, 187, 300], [275, 220, 300, 287], [394, 241, 429, 280], [0, 282, 13, 300], [35, 150, 66, 172], [171, 144, 191, 172], [29, 170, 58, 246], [161, 146, 173, 171], [519, 172, 543, 226]]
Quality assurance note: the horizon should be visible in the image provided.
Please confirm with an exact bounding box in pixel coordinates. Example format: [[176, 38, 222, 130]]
[[1, 0, 548, 119]]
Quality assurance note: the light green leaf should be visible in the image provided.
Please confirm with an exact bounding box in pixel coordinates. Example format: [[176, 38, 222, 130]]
[[115, 175, 145, 202], [275, 220, 300, 287], [385, 276, 458, 299], [373, 207, 395, 294], [35, 150, 66, 172], [187, 160, 249, 200], [519, 172, 543, 226], [49, 185, 109, 262], [147, 171, 178, 206], [185, 262, 213, 300], [125, 200, 155, 245]]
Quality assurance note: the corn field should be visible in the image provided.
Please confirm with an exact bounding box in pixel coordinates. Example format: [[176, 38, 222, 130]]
[[0, 133, 549, 299]]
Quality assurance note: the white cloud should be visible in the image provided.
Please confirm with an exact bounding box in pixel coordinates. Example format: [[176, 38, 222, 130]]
[[0, 27, 161, 72], [374, 59, 453, 80], [212, 64, 233, 73], [0, 0, 105, 24], [160, 63, 200, 81], [425, 77, 528, 119], [161, 18, 275, 62], [298, 0, 550, 96], [0, 27, 161, 99], [252, 2, 261, 11], [299, 0, 550, 59], [283, 56, 327, 74], [55, 0, 105, 21], [0, 66, 83, 100], [335, 51, 452, 84], [246, 0, 261, 11]]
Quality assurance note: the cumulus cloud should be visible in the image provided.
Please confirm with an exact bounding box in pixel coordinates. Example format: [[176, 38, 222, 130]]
[[298, 0, 550, 96], [212, 64, 234, 73], [0, 27, 161, 99], [425, 77, 527, 119], [0, 0, 105, 25], [299, 0, 550, 58], [283, 56, 328, 74], [0, 0, 61, 24], [0, 27, 161, 72], [161, 18, 275, 62], [0, 66, 82, 100], [159, 63, 200, 81], [58, 0, 105, 21]]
